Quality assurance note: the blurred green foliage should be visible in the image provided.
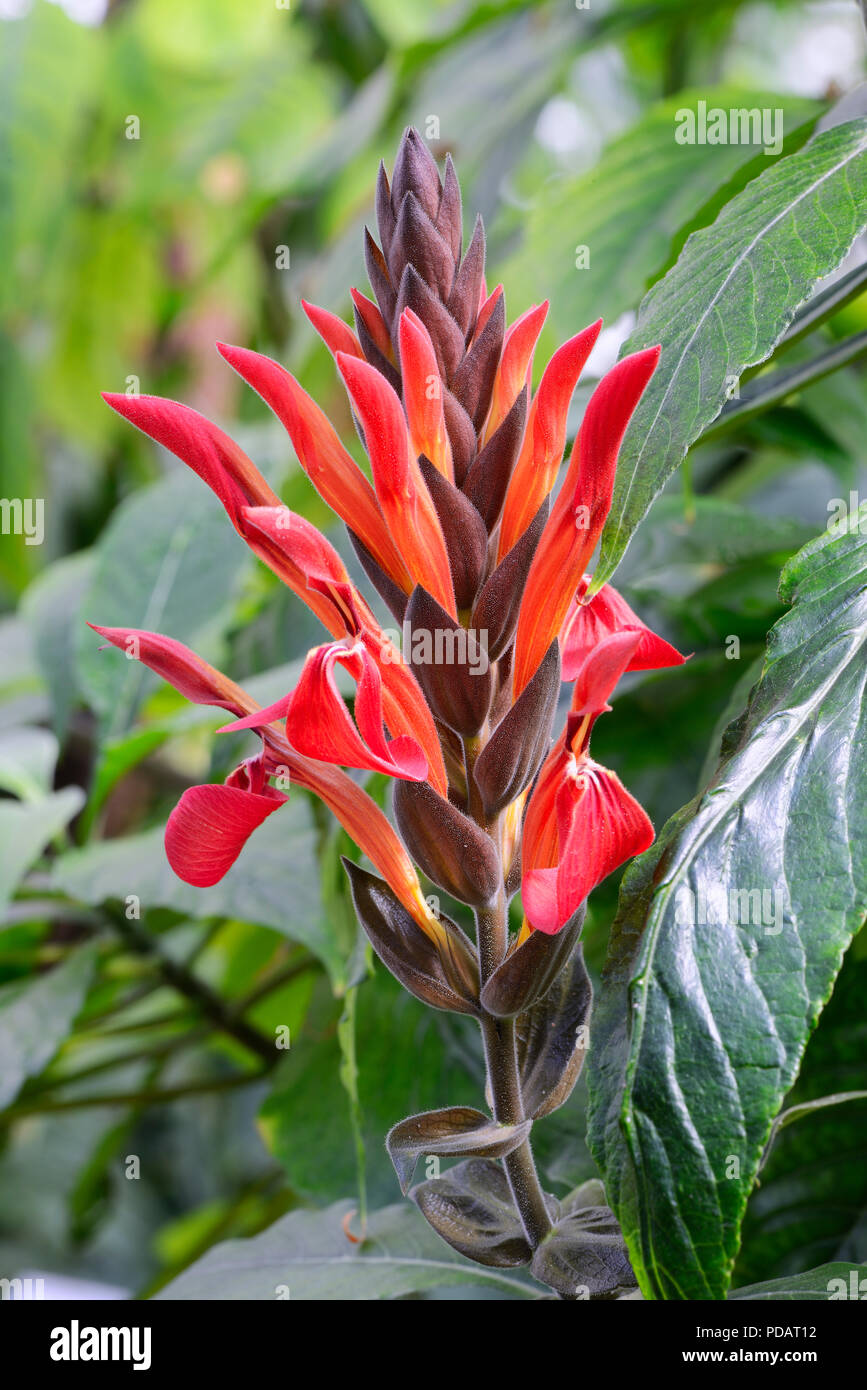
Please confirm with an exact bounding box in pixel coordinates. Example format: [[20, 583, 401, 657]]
[[0, 0, 866, 1300]]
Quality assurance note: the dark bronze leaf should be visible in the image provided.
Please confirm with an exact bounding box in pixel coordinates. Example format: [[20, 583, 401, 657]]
[[451, 292, 505, 430], [462, 388, 527, 532], [480, 905, 585, 1018], [530, 1202, 637, 1300], [393, 778, 499, 908], [395, 264, 465, 383], [517, 943, 592, 1118], [387, 1107, 531, 1195], [343, 858, 479, 1015], [418, 458, 488, 609], [473, 640, 560, 818], [447, 215, 485, 340], [410, 1157, 533, 1268], [404, 585, 493, 736], [470, 498, 548, 663]]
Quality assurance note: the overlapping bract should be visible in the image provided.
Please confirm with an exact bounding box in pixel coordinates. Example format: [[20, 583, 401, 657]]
[[92, 127, 685, 959]]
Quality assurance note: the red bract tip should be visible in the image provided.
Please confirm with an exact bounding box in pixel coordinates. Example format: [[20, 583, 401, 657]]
[[512, 344, 660, 697], [398, 308, 454, 481], [498, 319, 602, 560], [86, 624, 254, 717], [301, 299, 363, 360], [217, 343, 411, 593], [336, 352, 456, 617], [350, 288, 393, 362], [101, 392, 281, 526], [483, 300, 549, 443]]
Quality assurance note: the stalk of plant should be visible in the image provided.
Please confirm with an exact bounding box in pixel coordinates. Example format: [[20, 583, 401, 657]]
[[90, 130, 685, 1299]]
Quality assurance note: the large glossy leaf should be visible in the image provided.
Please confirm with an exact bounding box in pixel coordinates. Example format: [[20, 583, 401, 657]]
[[157, 1197, 540, 1300], [587, 511, 867, 1299], [506, 90, 819, 344], [0, 944, 97, 1110], [593, 117, 867, 591], [730, 1263, 867, 1301], [735, 950, 867, 1286]]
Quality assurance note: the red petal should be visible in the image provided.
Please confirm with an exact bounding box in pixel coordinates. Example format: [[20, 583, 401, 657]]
[[87, 625, 253, 716], [350, 289, 393, 361], [512, 345, 660, 696], [524, 760, 653, 933], [484, 301, 548, 442], [336, 352, 456, 616], [399, 309, 454, 480], [165, 781, 286, 887], [561, 579, 686, 678], [248, 642, 429, 781], [570, 629, 641, 716], [242, 505, 369, 638], [498, 320, 602, 558], [102, 393, 280, 526], [217, 343, 410, 590], [301, 299, 363, 360]]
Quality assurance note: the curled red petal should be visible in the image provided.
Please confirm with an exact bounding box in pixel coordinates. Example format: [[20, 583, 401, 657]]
[[570, 629, 641, 717], [523, 760, 654, 933], [561, 577, 686, 678], [280, 642, 428, 781], [165, 780, 287, 887]]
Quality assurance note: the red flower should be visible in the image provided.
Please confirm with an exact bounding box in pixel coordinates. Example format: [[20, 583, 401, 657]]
[[91, 624, 439, 936], [512, 345, 661, 696], [521, 635, 655, 934], [221, 638, 428, 783], [561, 575, 686, 679]]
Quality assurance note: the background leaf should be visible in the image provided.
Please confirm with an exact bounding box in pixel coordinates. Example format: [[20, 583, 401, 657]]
[[594, 117, 867, 590]]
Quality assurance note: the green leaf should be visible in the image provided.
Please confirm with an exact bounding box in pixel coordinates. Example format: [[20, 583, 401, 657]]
[[76, 471, 252, 733], [156, 1198, 540, 1300], [0, 726, 59, 802], [259, 972, 480, 1206], [21, 551, 94, 742], [730, 1263, 867, 1301], [594, 117, 867, 591], [506, 89, 819, 344], [587, 510, 867, 1299], [0, 944, 97, 1110], [736, 950, 867, 1286], [50, 797, 341, 982], [0, 788, 84, 922]]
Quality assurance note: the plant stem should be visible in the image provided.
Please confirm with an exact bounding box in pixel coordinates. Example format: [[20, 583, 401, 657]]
[[475, 894, 553, 1252]]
